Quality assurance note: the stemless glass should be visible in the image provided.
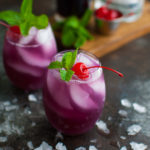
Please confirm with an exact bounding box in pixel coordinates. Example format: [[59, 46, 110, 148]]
[[43, 50, 106, 135], [3, 24, 57, 90]]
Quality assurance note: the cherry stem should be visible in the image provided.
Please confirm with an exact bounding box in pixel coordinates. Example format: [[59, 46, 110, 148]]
[[86, 66, 124, 77], [0, 21, 10, 28]]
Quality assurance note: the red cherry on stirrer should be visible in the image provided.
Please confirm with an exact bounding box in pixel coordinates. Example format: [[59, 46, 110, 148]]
[[72, 62, 124, 80], [9, 25, 21, 34]]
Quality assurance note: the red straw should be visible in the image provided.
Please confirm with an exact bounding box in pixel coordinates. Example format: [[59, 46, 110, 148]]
[[0, 21, 9, 28]]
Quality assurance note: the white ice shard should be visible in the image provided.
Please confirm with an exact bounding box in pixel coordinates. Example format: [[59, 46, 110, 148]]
[[55, 142, 67, 150], [130, 141, 148, 150], [96, 120, 110, 134], [127, 124, 142, 136], [121, 98, 131, 108], [75, 147, 86, 150], [34, 141, 53, 150], [28, 94, 37, 102], [133, 103, 147, 113], [89, 145, 98, 150]]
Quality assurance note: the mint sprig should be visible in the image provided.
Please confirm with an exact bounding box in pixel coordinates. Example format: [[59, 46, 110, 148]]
[[48, 49, 78, 82], [0, 0, 49, 36], [53, 9, 93, 48]]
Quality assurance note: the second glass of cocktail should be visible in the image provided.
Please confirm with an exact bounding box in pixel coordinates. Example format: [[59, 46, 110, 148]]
[[0, 0, 57, 90]]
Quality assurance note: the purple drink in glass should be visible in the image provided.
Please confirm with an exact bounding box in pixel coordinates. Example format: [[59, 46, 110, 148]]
[[43, 50, 106, 135], [3, 24, 57, 90]]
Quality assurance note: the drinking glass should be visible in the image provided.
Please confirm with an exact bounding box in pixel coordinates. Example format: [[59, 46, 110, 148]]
[[43, 50, 106, 135], [3, 24, 57, 90]]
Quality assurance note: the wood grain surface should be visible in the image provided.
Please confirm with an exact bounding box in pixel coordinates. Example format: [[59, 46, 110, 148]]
[[81, 1, 150, 57]]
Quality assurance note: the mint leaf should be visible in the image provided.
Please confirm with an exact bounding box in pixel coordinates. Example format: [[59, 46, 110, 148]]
[[60, 70, 74, 82], [35, 14, 49, 29], [62, 29, 76, 47], [0, 11, 22, 25], [21, 0, 33, 19], [78, 26, 93, 39], [62, 49, 78, 70], [62, 52, 73, 70], [48, 61, 62, 69], [20, 21, 31, 35], [70, 48, 78, 67], [65, 16, 79, 29], [80, 9, 93, 27], [75, 36, 86, 48]]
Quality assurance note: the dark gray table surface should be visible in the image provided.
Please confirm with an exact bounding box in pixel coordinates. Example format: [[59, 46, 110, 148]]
[[0, 1, 150, 149], [0, 25, 150, 150]]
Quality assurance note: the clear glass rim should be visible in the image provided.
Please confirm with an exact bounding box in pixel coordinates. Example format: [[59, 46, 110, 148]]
[[50, 49, 103, 84], [5, 25, 49, 48]]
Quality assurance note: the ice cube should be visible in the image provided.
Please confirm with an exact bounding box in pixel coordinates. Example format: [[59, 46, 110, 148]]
[[130, 141, 148, 150], [118, 110, 128, 117], [36, 25, 53, 46], [70, 85, 97, 110], [96, 120, 110, 134], [127, 124, 142, 136], [28, 94, 37, 102], [133, 103, 147, 113], [121, 98, 131, 108], [19, 27, 37, 45], [77, 53, 99, 67], [120, 146, 127, 150], [17, 47, 50, 67], [27, 141, 34, 149], [120, 136, 126, 140], [3, 101, 11, 106], [89, 145, 98, 150], [34, 141, 53, 150], [90, 139, 97, 143], [75, 147, 86, 150], [7, 61, 43, 77], [55, 142, 67, 150]]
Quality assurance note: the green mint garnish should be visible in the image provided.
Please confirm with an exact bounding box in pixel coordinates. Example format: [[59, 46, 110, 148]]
[[48, 48, 78, 82], [53, 9, 93, 48], [0, 0, 49, 36]]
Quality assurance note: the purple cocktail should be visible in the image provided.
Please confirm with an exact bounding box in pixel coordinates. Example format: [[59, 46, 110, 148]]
[[3, 25, 57, 90], [43, 50, 106, 135]]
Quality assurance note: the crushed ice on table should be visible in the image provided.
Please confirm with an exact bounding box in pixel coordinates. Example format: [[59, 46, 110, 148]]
[[133, 103, 147, 113], [96, 120, 110, 134], [55, 142, 67, 150], [3, 101, 11, 106], [130, 141, 148, 150], [120, 136, 126, 140], [121, 98, 132, 108], [27, 141, 34, 149], [127, 124, 142, 135], [0, 136, 7, 142], [24, 107, 32, 115], [120, 146, 127, 150], [118, 110, 128, 117], [75, 147, 86, 150], [55, 132, 64, 141], [34, 141, 53, 150], [89, 145, 98, 150], [90, 139, 97, 143], [5, 105, 19, 111], [28, 94, 37, 102]]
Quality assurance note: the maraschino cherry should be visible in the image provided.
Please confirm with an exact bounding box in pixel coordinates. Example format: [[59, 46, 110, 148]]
[[72, 62, 123, 80], [9, 25, 21, 34], [95, 6, 122, 21]]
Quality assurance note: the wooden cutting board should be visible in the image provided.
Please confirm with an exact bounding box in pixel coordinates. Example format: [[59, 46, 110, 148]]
[[81, 1, 150, 57]]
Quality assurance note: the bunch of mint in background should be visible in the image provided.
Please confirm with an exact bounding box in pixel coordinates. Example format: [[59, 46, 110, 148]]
[[0, 0, 49, 36], [48, 49, 78, 82], [53, 9, 93, 48]]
